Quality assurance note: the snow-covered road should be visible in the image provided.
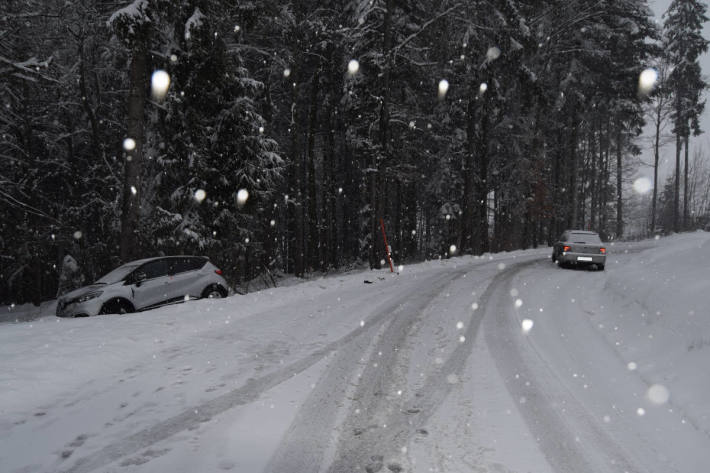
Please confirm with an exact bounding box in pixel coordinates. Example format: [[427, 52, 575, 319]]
[[2, 233, 709, 473]]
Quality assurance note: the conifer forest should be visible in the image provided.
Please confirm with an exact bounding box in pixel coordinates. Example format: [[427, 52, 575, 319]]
[[2, 0, 709, 304]]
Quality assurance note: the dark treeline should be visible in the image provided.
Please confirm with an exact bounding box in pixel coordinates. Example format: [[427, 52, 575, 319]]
[[2, 0, 708, 304]]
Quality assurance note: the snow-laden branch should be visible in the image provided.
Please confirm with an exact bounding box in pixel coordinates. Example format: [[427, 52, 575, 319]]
[[0, 55, 57, 82], [0, 189, 60, 223], [392, 3, 464, 58]]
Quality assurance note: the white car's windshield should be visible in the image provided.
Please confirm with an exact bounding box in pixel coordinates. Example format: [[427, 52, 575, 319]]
[[95, 265, 139, 284]]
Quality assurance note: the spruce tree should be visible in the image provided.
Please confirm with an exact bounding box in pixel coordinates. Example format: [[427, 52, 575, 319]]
[[663, 0, 709, 231]]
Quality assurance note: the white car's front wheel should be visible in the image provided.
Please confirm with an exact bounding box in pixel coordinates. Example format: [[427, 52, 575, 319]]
[[99, 298, 135, 315]]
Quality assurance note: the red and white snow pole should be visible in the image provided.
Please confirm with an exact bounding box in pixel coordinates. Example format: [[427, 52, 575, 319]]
[[380, 218, 394, 273]]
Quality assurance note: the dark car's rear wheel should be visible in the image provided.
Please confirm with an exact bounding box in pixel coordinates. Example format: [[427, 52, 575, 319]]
[[202, 284, 227, 299], [598, 264, 605, 271], [99, 298, 135, 315]]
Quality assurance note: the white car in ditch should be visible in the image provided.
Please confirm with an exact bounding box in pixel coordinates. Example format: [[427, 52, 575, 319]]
[[56, 256, 229, 317]]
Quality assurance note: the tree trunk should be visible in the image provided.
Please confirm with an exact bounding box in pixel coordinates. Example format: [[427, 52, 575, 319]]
[[78, 38, 101, 161], [651, 105, 661, 233], [616, 126, 623, 238], [461, 96, 476, 253], [673, 132, 683, 233], [120, 44, 146, 262], [325, 104, 337, 270], [370, 0, 392, 268], [590, 126, 598, 231], [475, 106, 490, 254], [569, 117, 579, 229], [306, 70, 319, 272], [683, 134, 689, 230]]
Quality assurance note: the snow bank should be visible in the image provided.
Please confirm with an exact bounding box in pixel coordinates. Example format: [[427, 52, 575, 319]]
[[603, 231, 710, 434]]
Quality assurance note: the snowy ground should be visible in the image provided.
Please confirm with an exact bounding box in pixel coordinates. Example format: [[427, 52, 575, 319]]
[[1, 233, 709, 473]]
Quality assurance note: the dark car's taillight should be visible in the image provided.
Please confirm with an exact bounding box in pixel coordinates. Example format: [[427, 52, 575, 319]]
[[600, 247, 606, 254], [215, 269, 223, 275], [563, 245, 571, 252]]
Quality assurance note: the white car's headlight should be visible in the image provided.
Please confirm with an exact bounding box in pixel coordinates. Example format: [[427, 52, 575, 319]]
[[76, 291, 103, 303]]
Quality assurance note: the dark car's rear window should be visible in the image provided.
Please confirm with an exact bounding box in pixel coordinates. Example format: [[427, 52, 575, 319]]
[[570, 233, 602, 244]]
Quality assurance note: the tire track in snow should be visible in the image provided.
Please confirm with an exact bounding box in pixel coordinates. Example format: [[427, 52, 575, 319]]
[[483, 259, 643, 473], [60, 269, 457, 473], [323, 259, 543, 473], [262, 257, 538, 473], [264, 269, 468, 473]]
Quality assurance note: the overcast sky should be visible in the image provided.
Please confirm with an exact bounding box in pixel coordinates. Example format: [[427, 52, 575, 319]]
[[641, 0, 710, 181]]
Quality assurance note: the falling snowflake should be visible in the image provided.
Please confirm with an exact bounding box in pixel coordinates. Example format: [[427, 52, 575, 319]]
[[449, 244, 457, 255], [647, 384, 670, 405], [123, 138, 136, 151], [236, 189, 249, 208], [479, 82, 488, 94], [627, 362, 638, 371], [632, 177, 651, 194], [73, 230, 83, 240], [456, 321, 464, 330], [510, 288, 518, 297], [194, 189, 206, 203], [438, 79, 449, 99], [521, 319, 534, 333], [486, 46, 501, 61], [514, 299, 523, 308], [471, 302, 479, 311], [348, 59, 359, 75], [151, 70, 170, 100], [638, 68, 658, 95]]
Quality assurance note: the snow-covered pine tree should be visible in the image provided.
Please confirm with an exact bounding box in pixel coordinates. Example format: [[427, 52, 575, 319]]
[[663, 0, 710, 231], [140, 2, 283, 284]]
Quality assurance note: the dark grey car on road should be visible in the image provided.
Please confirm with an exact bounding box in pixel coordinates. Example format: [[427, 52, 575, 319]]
[[551, 230, 606, 270]]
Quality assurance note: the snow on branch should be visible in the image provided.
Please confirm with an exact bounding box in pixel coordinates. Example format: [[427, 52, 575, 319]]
[[107, 0, 149, 28], [185, 7, 205, 41], [392, 4, 464, 58], [107, 0, 151, 43], [0, 55, 56, 82]]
